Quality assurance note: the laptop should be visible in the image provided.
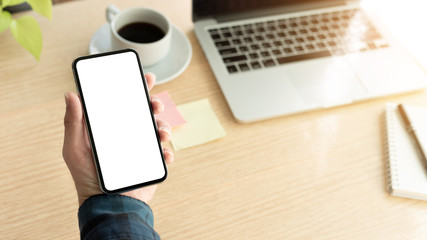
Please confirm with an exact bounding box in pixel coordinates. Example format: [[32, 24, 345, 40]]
[[192, 0, 427, 122]]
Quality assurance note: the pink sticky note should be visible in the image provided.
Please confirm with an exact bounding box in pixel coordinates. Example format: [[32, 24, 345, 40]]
[[153, 91, 187, 127]]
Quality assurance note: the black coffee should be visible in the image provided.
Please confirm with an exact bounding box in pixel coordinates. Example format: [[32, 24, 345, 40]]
[[118, 22, 165, 43]]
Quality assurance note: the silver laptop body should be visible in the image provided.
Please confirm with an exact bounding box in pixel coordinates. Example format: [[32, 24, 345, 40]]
[[193, 0, 427, 122]]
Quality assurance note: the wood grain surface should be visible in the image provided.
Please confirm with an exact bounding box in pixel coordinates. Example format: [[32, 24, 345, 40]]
[[1, 0, 427, 239]]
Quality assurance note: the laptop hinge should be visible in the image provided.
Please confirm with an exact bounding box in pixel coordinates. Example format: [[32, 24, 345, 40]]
[[215, 1, 352, 23]]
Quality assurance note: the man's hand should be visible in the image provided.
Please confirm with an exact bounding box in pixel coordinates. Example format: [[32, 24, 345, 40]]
[[62, 73, 174, 206]]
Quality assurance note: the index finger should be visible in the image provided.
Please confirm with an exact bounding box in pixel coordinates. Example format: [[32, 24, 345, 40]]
[[145, 72, 156, 91]]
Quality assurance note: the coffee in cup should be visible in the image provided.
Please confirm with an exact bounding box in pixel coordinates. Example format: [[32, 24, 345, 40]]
[[106, 5, 172, 66], [118, 22, 165, 43]]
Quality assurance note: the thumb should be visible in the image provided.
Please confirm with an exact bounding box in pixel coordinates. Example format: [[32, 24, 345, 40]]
[[63, 92, 85, 152]]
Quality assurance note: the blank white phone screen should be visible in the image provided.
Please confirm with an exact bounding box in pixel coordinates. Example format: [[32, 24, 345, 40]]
[[75, 51, 165, 192]]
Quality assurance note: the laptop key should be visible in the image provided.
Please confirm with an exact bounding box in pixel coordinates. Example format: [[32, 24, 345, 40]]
[[278, 32, 286, 37], [215, 40, 230, 47], [211, 34, 221, 40], [246, 29, 255, 34], [250, 44, 260, 50], [251, 61, 262, 69], [272, 49, 282, 56], [296, 38, 304, 43], [295, 46, 304, 52], [283, 48, 292, 53], [360, 32, 383, 41], [262, 43, 272, 48], [223, 55, 248, 63], [306, 44, 315, 50], [232, 39, 242, 44], [273, 41, 282, 47], [239, 46, 249, 52], [327, 41, 337, 47], [317, 42, 326, 48], [262, 59, 276, 67], [367, 42, 377, 49], [219, 48, 238, 55], [249, 53, 259, 59], [318, 34, 326, 40], [261, 51, 270, 57], [235, 30, 244, 36], [244, 37, 253, 43], [255, 35, 264, 41], [374, 39, 389, 48], [226, 65, 238, 73], [277, 50, 331, 64], [223, 32, 232, 38], [238, 63, 250, 71]]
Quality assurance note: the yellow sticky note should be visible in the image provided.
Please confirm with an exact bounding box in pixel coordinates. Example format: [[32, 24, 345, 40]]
[[171, 99, 226, 150]]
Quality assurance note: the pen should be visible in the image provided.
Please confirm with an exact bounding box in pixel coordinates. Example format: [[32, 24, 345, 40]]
[[397, 104, 427, 168]]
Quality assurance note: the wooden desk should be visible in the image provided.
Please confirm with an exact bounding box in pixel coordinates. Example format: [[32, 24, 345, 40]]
[[1, 0, 427, 239]]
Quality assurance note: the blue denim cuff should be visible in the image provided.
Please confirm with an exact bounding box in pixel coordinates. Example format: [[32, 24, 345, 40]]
[[78, 194, 159, 240]]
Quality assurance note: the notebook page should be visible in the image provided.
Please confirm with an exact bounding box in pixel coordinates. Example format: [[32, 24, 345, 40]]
[[386, 103, 427, 200], [400, 104, 427, 162]]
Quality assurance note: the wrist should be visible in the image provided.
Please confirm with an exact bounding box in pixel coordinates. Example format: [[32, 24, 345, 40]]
[[75, 184, 103, 206], [119, 185, 157, 204]]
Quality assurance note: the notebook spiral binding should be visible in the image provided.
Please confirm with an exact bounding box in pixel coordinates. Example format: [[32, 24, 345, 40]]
[[385, 103, 399, 193]]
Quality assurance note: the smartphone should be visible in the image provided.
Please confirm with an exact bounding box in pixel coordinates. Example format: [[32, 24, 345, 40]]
[[72, 49, 167, 194]]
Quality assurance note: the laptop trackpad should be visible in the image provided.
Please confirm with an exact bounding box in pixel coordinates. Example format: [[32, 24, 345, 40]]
[[286, 58, 367, 107], [346, 49, 427, 94]]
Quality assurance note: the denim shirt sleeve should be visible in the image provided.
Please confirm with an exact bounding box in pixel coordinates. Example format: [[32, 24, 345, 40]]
[[78, 194, 161, 240]]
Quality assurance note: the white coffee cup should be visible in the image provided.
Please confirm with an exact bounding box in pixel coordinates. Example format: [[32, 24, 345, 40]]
[[106, 5, 172, 67]]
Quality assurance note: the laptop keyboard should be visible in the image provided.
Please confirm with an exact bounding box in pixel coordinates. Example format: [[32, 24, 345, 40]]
[[208, 8, 389, 74]]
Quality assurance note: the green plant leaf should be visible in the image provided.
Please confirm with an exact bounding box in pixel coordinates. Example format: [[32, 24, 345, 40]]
[[10, 15, 42, 60], [0, 10, 12, 33], [2, 0, 26, 7], [27, 0, 52, 19]]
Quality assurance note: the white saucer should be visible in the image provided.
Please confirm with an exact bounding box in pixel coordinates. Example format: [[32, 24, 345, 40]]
[[89, 23, 192, 84]]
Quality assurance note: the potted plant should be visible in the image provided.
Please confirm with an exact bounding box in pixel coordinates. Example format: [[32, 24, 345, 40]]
[[0, 0, 52, 60]]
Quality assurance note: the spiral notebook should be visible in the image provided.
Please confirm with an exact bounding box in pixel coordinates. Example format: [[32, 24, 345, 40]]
[[385, 103, 427, 201]]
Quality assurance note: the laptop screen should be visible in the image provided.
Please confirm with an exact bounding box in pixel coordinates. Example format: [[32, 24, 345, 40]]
[[193, 0, 336, 21]]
